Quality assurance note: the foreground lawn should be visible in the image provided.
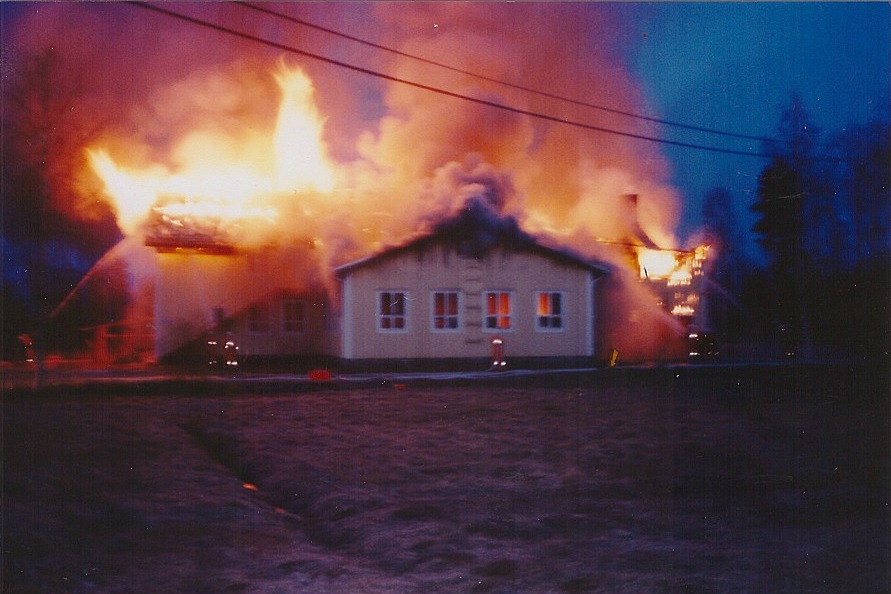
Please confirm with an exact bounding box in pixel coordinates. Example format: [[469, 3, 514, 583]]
[[4, 366, 889, 593]]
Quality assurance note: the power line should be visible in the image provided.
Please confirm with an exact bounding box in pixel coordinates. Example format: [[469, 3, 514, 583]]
[[131, 3, 829, 161], [239, 1, 777, 146]]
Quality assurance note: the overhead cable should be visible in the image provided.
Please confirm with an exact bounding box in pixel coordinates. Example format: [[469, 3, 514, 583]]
[[239, 1, 777, 145], [131, 3, 835, 161]]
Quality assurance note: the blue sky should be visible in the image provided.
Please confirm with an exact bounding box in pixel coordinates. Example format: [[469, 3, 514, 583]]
[[618, 2, 890, 238]]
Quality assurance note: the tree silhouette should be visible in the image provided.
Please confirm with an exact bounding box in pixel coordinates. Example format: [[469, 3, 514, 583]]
[[2, 49, 122, 371], [821, 119, 891, 355], [702, 186, 747, 339], [751, 94, 821, 355], [829, 120, 891, 264]]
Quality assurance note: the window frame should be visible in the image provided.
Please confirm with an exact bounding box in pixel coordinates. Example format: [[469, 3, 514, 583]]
[[483, 290, 513, 332], [246, 303, 270, 334], [282, 298, 306, 334], [535, 291, 566, 332], [376, 290, 409, 333], [430, 290, 462, 333]]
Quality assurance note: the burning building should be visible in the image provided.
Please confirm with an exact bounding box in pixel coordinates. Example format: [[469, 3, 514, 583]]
[[139, 192, 699, 368], [83, 55, 708, 368], [143, 199, 335, 363]]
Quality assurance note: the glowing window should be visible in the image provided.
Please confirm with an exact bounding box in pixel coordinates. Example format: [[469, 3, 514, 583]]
[[536, 292, 564, 331], [378, 291, 408, 332], [432, 291, 460, 331], [247, 303, 270, 334], [484, 291, 512, 331], [282, 299, 305, 333]]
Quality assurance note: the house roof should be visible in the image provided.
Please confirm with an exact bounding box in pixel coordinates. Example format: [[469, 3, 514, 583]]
[[335, 201, 611, 278], [143, 204, 241, 254], [145, 235, 237, 255]]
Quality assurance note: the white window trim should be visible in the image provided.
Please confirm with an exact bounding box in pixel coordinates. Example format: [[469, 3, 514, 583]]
[[376, 290, 410, 334], [430, 290, 462, 333], [534, 291, 566, 333], [482, 290, 514, 333], [282, 298, 306, 334]]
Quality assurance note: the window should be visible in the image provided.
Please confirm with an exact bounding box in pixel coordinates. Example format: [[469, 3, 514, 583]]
[[432, 291, 460, 331], [378, 291, 408, 332], [212, 307, 226, 329], [247, 303, 270, 334], [536, 292, 564, 331], [484, 291, 512, 330], [282, 299, 305, 333]]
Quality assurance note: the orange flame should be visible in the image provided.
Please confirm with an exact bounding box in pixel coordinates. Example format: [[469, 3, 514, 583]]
[[637, 244, 709, 322], [637, 248, 677, 280], [272, 66, 335, 193], [88, 63, 336, 239]]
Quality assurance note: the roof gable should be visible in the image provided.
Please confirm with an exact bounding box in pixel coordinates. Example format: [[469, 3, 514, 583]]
[[336, 201, 610, 277]]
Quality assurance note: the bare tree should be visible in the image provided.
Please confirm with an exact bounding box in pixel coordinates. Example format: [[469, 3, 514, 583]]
[[2, 48, 120, 381]]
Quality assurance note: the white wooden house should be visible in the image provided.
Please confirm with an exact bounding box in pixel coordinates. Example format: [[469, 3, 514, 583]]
[[334, 207, 611, 368], [151, 241, 336, 362], [146, 201, 690, 367]]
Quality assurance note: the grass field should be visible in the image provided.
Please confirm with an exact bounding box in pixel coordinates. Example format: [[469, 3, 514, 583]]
[[4, 365, 889, 593]]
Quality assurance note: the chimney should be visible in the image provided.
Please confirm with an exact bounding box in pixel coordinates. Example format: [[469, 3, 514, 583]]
[[623, 193, 639, 225], [623, 193, 659, 249]]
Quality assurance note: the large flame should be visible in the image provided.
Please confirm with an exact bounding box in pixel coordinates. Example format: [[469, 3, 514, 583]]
[[272, 67, 335, 193], [87, 59, 708, 327], [7, 2, 726, 363], [637, 248, 678, 280], [89, 63, 336, 238], [637, 243, 710, 326]]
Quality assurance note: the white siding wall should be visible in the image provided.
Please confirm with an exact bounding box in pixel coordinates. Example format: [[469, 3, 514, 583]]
[[341, 243, 596, 360], [229, 293, 329, 357], [154, 245, 328, 358]]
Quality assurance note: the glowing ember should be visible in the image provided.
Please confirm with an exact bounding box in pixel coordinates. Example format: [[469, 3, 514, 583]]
[[671, 304, 695, 317], [153, 200, 277, 224]]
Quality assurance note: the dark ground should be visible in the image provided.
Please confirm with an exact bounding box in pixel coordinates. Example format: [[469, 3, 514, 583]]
[[3, 364, 889, 593]]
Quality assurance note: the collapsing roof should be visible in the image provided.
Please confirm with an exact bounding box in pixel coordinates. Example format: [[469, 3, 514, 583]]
[[143, 205, 238, 254]]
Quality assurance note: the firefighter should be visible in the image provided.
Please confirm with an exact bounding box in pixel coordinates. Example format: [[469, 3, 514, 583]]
[[490, 336, 506, 371], [18, 334, 35, 364], [223, 332, 239, 375]]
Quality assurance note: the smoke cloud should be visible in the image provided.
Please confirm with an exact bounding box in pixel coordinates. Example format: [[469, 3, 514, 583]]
[[6, 2, 682, 254], [5, 2, 689, 356]]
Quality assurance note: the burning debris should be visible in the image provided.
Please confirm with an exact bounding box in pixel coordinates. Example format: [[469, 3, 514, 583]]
[[144, 199, 240, 254], [637, 244, 710, 326]]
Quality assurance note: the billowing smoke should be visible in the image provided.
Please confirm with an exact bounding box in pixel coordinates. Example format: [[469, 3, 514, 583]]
[[7, 3, 681, 247], [351, 3, 681, 251], [6, 3, 689, 356]]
